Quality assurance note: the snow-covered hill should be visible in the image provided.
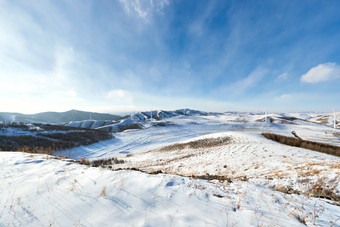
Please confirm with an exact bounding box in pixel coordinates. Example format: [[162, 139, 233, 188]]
[[112, 131, 340, 200], [65, 110, 339, 134], [1, 152, 339, 226], [1, 109, 340, 226], [63, 111, 340, 160], [66, 109, 212, 132], [308, 112, 340, 128], [0, 110, 122, 124]]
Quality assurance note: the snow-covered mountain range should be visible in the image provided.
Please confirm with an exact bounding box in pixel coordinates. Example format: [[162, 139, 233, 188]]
[[66, 109, 212, 132], [65, 109, 339, 133]]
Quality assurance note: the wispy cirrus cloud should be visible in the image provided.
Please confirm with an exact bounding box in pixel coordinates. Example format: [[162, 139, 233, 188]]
[[119, 0, 169, 22], [277, 72, 288, 80], [225, 67, 268, 95], [274, 93, 292, 101], [301, 62, 340, 83]]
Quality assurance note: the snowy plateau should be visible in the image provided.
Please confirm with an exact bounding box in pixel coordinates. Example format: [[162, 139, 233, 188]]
[[1, 109, 340, 227]]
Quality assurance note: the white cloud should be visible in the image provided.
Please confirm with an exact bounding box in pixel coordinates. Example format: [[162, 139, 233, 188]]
[[277, 72, 288, 80], [300, 62, 340, 83], [53, 46, 75, 78], [107, 89, 133, 102], [119, 0, 169, 22], [226, 67, 268, 94], [275, 93, 292, 101], [62, 90, 84, 102]]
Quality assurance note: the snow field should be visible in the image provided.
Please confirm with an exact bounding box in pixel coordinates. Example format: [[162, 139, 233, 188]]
[[65, 112, 340, 160], [1, 152, 339, 226], [2, 111, 340, 226], [113, 131, 340, 199]]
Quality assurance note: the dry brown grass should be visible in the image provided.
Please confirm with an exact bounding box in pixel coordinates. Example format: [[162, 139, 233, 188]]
[[78, 158, 91, 165], [296, 165, 324, 177], [270, 170, 286, 178], [91, 157, 124, 167], [308, 179, 340, 201], [273, 185, 300, 195], [100, 186, 107, 197], [76, 157, 125, 168], [118, 123, 143, 132], [190, 174, 232, 182], [158, 136, 232, 152], [311, 168, 322, 174], [272, 175, 340, 201], [262, 133, 340, 157]]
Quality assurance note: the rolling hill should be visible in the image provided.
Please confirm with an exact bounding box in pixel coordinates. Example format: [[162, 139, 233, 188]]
[[0, 109, 122, 124]]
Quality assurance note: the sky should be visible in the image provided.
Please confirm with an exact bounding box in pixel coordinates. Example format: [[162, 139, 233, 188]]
[[1, 0, 340, 114]]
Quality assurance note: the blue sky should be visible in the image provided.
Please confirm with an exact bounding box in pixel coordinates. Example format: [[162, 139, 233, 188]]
[[1, 0, 340, 114]]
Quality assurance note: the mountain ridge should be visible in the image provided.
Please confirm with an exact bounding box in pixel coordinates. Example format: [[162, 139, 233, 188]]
[[0, 110, 122, 124]]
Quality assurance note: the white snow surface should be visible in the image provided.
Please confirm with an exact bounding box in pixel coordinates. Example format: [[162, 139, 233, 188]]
[[114, 131, 340, 198], [1, 152, 339, 227], [65, 113, 340, 160], [2, 111, 340, 226]]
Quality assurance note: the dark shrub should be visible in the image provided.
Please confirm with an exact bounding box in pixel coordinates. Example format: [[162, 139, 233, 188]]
[[262, 133, 340, 157]]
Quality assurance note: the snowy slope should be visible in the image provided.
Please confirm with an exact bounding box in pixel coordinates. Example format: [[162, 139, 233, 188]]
[[65, 112, 340, 160], [113, 131, 340, 199], [2, 110, 340, 226], [308, 112, 339, 128], [0, 110, 121, 124], [65, 109, 213, 132], [1, 152, 339, 226]]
